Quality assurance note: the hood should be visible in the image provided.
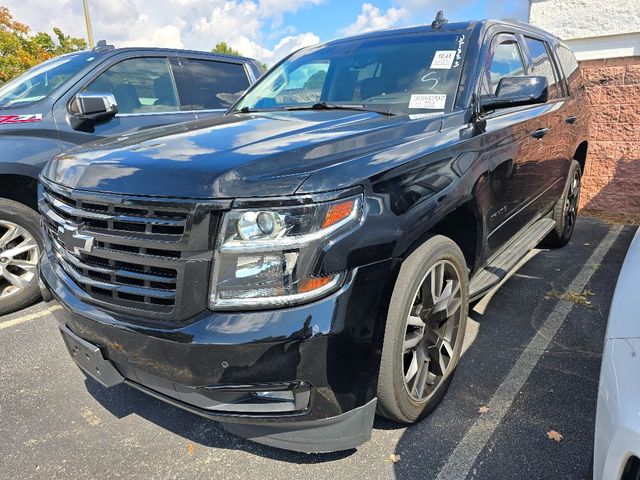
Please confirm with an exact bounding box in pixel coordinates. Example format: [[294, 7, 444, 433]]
[[43, 110, 443, 198]]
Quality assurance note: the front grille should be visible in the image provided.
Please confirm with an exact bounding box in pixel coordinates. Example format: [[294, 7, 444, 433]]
[[40, 179, 227, 323]]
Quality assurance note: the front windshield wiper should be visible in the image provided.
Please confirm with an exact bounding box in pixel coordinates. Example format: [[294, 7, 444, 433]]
[[287, 102, 396, 116]]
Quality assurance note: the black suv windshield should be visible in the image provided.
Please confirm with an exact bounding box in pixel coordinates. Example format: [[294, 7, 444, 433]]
[[0, 52, 100, 108], [235, 31, 467, 116]]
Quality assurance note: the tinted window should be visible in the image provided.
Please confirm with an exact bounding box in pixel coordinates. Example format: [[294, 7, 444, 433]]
[[524, 37, 559, 99], [236, 32, 469, 115], [483, 37, 526, 96], [0, 52, 100, 108], [556, 45, 580, 95], [182, 60, 250, 110], [85, 57, 179, 114]]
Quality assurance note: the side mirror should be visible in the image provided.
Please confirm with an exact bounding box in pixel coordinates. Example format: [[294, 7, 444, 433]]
[[481, 76, 549, 111], [69, 92, 118, 132]]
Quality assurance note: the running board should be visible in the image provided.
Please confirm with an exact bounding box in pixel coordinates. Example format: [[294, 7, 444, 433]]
[[469, 218, 556, 301]]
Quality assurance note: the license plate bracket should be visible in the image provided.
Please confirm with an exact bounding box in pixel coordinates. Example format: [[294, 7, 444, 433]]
[[59, 324, 124, 388]]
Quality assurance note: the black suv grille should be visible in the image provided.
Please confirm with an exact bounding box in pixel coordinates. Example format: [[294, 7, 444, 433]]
[[40, 179, 226, 323]]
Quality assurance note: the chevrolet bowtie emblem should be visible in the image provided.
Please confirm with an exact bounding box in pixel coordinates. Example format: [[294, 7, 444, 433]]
[[57, 223, 94, 255]]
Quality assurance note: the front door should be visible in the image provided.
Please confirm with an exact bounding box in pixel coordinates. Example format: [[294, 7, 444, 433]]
[[478, 33, 543, 253], [52, 55, 196, 152]]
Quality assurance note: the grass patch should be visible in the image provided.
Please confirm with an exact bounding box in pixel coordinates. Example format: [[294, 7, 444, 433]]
[[546, 289, 595, 306]]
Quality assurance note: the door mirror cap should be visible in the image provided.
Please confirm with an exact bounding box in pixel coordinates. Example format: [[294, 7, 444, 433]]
[[481, 76, 549, 111], [69, 92, 118, 132]]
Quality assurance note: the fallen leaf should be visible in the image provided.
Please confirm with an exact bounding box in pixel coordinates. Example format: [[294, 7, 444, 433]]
[[547, 430, 563, 443], [478, 406, 490, 414], [187, 443, 195, 455], [390, 453, 401, 463]]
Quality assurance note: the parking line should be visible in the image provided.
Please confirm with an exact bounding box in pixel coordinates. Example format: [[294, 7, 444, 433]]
[[0, 305, 60, 331], [435, 225, 623, 480]]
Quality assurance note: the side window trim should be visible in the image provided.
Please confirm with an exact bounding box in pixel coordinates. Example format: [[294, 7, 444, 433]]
[[478, 32, 528, 98], [71, 54, 184, 117], [552, 44, 573, 98], [520, 35, 563, 100]]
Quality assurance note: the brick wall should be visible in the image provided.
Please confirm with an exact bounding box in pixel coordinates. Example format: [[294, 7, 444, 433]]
[[579, 56, 640, 215]]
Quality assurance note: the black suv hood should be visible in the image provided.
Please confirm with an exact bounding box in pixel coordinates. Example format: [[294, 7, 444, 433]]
[[43, 110, 442, 198]]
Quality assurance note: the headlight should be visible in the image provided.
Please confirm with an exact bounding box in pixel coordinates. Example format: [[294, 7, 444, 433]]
[[209, 194, 362, 310]]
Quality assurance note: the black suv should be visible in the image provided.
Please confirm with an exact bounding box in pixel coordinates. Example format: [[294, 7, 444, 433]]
[[0, 44, 262, 315], [39, 18, 588, 453]]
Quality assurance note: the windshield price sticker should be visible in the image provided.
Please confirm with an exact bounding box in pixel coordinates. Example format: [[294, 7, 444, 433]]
[[430, 50, 456, 69], [409, 94, 446, 109]]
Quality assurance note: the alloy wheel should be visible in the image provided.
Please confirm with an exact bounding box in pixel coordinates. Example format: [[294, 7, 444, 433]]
[[0, 221, 39, 300], [563, 170, 581, 237], [402, 260, 463, 402]]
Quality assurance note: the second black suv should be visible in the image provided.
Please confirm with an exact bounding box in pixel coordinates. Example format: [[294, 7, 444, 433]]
[[0, 44, 262, 314], [39, 18, 588, 453]]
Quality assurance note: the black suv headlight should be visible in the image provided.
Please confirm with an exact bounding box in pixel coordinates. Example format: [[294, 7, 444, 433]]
[[209, 194, 363, 310]]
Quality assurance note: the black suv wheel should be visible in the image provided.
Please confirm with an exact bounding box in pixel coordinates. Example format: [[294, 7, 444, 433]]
[[377, 235, 469, 423], [0, 198, 43, 316], [543, 159, 582, 248]]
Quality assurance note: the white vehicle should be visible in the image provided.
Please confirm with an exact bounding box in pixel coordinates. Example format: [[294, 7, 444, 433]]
[[594, 226, 640, 480]]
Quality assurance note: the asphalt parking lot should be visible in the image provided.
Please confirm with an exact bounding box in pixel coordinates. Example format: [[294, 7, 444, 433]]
[[0, 217, 636, 480]]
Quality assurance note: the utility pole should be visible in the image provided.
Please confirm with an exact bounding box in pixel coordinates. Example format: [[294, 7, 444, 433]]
[[82, 0, 95, 49]]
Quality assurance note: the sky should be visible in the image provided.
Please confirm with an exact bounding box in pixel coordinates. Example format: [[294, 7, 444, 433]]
[[4, 0, 529, 64]]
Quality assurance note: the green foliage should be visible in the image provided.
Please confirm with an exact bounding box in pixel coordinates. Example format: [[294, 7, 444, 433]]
[[212, 41, 268, 71], [211, 42, 242, 57], [0, 6, 87, 83]]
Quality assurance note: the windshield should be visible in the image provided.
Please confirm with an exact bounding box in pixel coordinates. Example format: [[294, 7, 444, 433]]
[[0, 52, 100, 108], [235, 32, 468, 116]]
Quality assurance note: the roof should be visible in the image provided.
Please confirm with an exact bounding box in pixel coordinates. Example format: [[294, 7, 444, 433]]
[[322, 18, 561, 47], [98, 47, 257, 63]]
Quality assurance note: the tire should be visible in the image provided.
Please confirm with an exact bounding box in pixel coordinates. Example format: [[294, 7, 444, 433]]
[[0, 198, 43, 316], [377, 235, 469, 423], [542, 160, 582, 248]]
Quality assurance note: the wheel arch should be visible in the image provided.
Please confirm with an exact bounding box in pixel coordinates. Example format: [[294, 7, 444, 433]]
[[0, 174, 39, 211], [573, 140, 588, 174], [401, 199, 482, 275]]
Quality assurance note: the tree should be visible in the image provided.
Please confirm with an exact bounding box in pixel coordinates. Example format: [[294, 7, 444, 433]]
[[212, 41, 268, 70], [0, 6, 87, 83], [211, 42, 242, 57]]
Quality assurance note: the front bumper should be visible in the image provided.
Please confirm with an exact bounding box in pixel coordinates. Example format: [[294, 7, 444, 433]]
[[40, 251, 399, 452]]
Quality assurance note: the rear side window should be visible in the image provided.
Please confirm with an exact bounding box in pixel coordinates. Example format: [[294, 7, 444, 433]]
[[483, 36, 526, 96], [181, 59, 250, 110], [556, 45, 580, 95], [523, 37, 560, 99], [84, 57, 180, 114]]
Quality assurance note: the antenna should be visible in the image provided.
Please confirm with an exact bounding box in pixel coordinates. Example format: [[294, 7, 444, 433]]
[[432, 10, 448, 29], [93, 40, 115, 52]]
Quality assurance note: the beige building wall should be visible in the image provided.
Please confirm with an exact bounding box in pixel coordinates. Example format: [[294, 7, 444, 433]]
[[530, 0, 640, 215]]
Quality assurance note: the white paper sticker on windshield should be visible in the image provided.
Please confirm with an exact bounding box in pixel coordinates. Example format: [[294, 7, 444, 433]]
[[409, 94, 446, 109], [430, 50, 456, 69]]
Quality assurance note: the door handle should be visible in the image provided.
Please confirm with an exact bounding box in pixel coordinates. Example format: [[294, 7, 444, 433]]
[[565, 115, 577, 124], [530, 128, 549, 139]]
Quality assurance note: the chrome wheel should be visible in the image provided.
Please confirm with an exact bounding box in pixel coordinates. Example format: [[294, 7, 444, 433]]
[[563, 170, 581, 237], [0, 221, 39, 300], [402, 260, 463, 402]]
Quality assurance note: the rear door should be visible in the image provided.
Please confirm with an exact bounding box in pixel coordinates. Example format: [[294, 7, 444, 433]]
[[518, 35, 571, 218], [53, 53, 196, 150], [177, 57, 253, 121]]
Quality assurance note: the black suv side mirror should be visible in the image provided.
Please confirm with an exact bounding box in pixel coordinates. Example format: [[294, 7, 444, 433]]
[[69, 92, 118, 132], [481, 76, 549, 111]]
